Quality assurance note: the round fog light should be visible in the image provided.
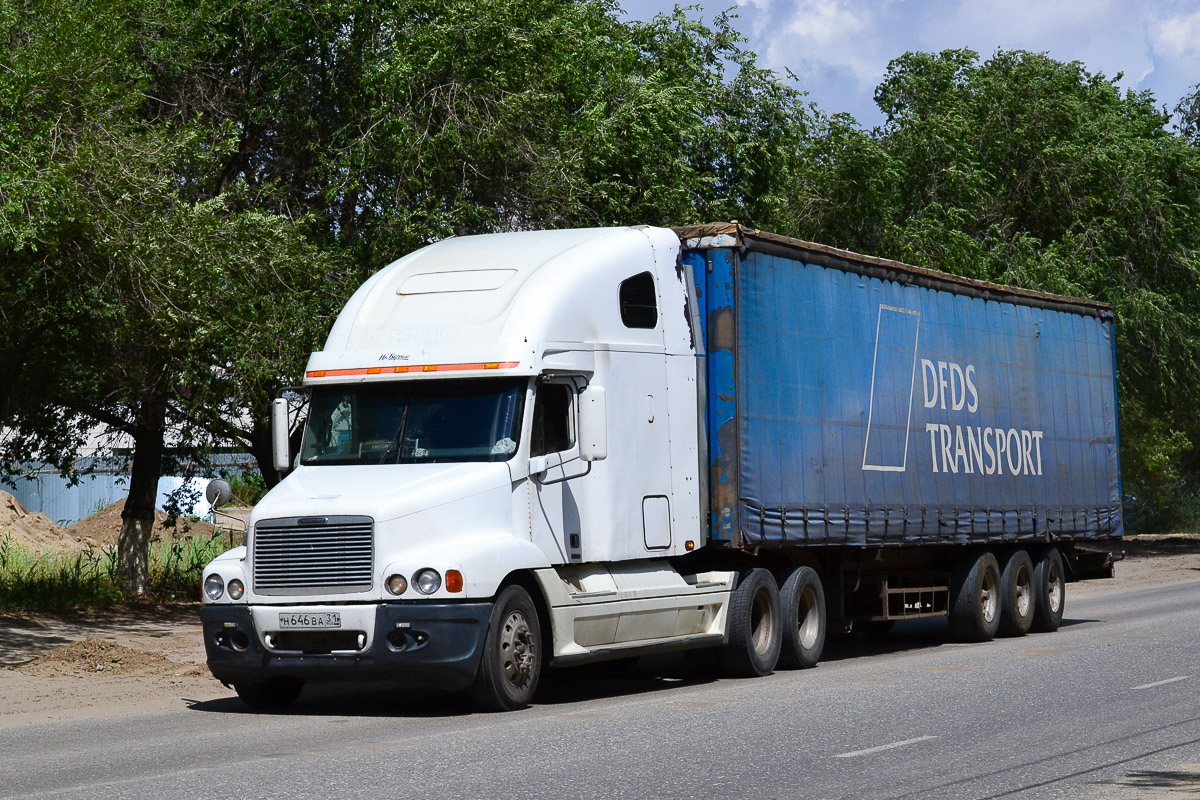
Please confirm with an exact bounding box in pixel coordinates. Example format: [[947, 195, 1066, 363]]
[[386, 573, 408, 596], [227, 579, 244, 600], [203, 574, 224, 600], [413, 568, 441, 594]]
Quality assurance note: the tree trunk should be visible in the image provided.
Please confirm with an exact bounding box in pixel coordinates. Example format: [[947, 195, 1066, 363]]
[[118, 392, 167, 595], [249, 418, 280, 489]]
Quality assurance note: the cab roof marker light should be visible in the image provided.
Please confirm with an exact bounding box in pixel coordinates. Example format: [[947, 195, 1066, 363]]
[[305, 361, 519, 379]]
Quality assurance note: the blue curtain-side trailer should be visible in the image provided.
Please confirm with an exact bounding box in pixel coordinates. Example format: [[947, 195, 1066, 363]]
[[677, 223, 1120, 637]]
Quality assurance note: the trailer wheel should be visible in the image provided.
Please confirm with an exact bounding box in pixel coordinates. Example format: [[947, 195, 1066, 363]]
[[778, 566, 826, 669], [470, 585, 542, 711], [1031, 547, 1066, 633], [998, 550, 1036, 636], [949, 550, 1002, 642], [234, 676, 304, 710], [720, 568, 782, 677]]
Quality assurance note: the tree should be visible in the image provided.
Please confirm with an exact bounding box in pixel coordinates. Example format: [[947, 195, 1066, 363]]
[[786, 49, 1200, 529], [1178, 84, 1200, 147], [1, 0, 815, 591], [0, 0, 348, 592]]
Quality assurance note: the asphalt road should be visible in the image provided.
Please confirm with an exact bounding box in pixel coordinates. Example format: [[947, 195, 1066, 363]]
[[3, 577, 1199, 800]]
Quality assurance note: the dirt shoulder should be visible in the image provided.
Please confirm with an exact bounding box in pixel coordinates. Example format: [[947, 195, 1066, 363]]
[[1073, 534, 1200, 595], [1, 537, 1197, 728], [0, 604, 227, 727]]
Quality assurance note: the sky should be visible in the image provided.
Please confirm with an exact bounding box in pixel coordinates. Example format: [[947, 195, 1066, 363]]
[[619, 0, 1200, 128]]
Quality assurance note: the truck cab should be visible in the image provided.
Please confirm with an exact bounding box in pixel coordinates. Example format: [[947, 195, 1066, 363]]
[[200, 226, 735, 710]]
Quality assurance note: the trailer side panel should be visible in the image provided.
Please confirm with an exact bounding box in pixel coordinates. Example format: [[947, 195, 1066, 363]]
[[691, 242, 1121, 548]]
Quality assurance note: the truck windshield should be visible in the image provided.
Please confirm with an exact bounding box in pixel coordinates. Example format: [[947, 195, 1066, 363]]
[[300, 378, 526, 465]]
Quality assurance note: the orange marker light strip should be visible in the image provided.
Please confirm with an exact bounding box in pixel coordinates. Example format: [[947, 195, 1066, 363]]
[[445, 570, 464, 593], [306, 361, 518, 379]]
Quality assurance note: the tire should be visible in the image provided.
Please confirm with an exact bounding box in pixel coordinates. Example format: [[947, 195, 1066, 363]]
[[470, 585, 542, 711], [998, 549, 1036, 636], [778, 566, 826, 669], [234, 676, 304, 710], [1031, 547, 1066, 633], [719, 568, 782, 677], [949, 550, 1002, 642]]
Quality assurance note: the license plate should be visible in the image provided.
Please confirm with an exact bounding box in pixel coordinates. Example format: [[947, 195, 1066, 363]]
[[278, 611, 341, 629]]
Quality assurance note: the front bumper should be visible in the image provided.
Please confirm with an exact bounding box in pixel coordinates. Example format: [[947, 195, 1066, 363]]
[[200, 601, 493, 691]]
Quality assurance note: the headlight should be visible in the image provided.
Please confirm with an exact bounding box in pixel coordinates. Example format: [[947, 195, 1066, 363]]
[[227, 579, 244, 600], [204, 574, 224, 600], [413, 568, 441, 594], [386, 573, 408, 596]]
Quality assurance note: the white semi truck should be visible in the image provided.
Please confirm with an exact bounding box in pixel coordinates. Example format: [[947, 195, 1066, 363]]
[[200, 224, 1121, 711]]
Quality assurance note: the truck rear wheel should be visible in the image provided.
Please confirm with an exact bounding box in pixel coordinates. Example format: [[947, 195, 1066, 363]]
[[720, 568, 781, 677], [949, 550, 1001, 642], [1031, 547, 1066, 632], [234, 676, 304, 710], [998, 549, 1036, 636], [778, 566, 825, 669], [470, 585, 542, 712]]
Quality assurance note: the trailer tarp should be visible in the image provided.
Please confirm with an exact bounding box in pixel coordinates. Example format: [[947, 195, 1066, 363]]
[[682, 226, 1122, 548]]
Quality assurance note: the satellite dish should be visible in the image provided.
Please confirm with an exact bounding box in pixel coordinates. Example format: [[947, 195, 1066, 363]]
[[205, 479, 233, 509]]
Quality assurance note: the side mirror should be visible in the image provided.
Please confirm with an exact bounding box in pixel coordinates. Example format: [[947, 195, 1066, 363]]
[[578, 385, 607, 462], [272, 398, 292, 472], [205, 478, 233, 510]]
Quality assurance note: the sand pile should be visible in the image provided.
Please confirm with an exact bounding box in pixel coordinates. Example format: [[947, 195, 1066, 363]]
[[20, 637, 190, 677], [66, 499, 218, 548], [0, 490, 220, 554], [0, 491, 76, 553]]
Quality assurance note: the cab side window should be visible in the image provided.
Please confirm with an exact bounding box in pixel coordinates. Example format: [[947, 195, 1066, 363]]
[[531, 383, 574, 456], [620, 271, 658, 329]]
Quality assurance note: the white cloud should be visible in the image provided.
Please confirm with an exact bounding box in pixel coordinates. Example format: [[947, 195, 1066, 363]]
[[1148, 7, 1200, 64]]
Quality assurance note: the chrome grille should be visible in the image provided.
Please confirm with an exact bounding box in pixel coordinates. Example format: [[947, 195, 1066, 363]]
[[252, 516, 374, 594]]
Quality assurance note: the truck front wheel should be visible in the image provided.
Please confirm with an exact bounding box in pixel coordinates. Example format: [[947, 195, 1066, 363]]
[[720, 568, 782, 677], [949, 550, 1001, 642], [234, 676, 304, 710], [470, 585, 542, 711], [1031, 547, 1066, 633], [778, 566, 826, 669]]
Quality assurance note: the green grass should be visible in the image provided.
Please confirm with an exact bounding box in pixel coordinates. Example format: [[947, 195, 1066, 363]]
[[0, 531, 236, 612], [223, 469, 268, 505]]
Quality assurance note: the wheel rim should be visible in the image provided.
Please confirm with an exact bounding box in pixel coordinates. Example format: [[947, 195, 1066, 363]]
[[1015, 565, 1032, 617], [980, 569, 998, 623], [751, 588, 775, 655], [797, 585, 820, 649], [499, 610, 536, 688], [1047, 561, 1063, 614]]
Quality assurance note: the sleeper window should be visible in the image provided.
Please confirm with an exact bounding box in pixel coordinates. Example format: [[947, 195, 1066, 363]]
[[619, 271, 658, 329]]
